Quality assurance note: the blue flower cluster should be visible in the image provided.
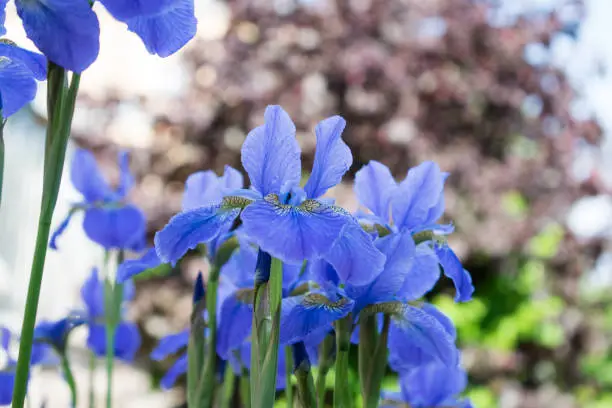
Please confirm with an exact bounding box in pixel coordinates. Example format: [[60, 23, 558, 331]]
[[2, 105, 475, 406], [144, 105, 475, 405], [0, 0, 196, 119]]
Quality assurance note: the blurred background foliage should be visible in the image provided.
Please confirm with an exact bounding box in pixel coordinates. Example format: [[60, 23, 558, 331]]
[[6, 0, 611, 407]]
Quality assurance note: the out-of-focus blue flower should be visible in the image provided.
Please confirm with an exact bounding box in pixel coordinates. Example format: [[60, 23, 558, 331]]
[[50, 149, 146, 251], [0, 41, 46, 118], [80, 269, 141, 361], [116, 248, 162, 283], [150, 329, 189, 389], [0, 0, 7, 36], [354, 160, 474, 302], [0, 327, 49, 405], [10, 0, 196, 73], [383, 361, 473, 408], [155, 105, 385, 286]]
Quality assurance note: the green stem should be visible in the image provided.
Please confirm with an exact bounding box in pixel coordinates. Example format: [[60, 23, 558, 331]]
[[362, 315, 390, 408], [105, 324, 115, 408], [219, 364, 235, 408], [316, 335, 334, 408], [239, 367, 251, 408], [251, 255, 283, 408], [60, 353, 77, 408], [285, 346, 294, 407], [197, 265, 220, 408], [11, 65, 80, 408], [88, 352, 96, 408], [358, 314, 378, 406], [333, 315, 352, 408]]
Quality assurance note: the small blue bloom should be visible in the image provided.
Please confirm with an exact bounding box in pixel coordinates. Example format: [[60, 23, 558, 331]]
[[15, 0, 100, 73], [80, 269, 141, 361], [384, 361, 472, 408], [50, 149, 146, 251]]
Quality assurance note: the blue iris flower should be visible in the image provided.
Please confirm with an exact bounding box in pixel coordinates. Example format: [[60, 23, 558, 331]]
[[382, 361, 473, 408], [50, 148, 146, 251], [354, 160, 474, 302], [150, 328, 190, 389], [279, 228, 460, 368], [0, 327, 48, 405], [33, 316, 86, 353], [80, 268, 141, 361], [9, 0, 196, 73], [155, 105, 385, 286], [0, 40, 46, 117]]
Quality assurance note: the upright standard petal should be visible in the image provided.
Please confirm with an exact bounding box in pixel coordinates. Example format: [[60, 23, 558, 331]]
[[346, 231, 416, 315], [389, 304, 458, 368], [0, 41, 47, 80], [391, 161, 447, 231], [151, 329, 189, 361], [241, 195, 349, 264], [323, 221, 385, 286], [354, 161, 397, 222], [241, 105, 301, 196], [154, 205, 241, 265], [160, 353, 188, 389], [307, 258, 339, 287], [182, 171, 223, 211], [126, 0, 197, 58], [400, 362, 468, 407], [117, 248, 162, 283], [81, 268, 105, 318], [83, 205, 146, 250], [116, 151, 134, 198], [0, 57, 37, 117], [304, 116, 351, 199], [100, 0, 176, 21], [434, 245, 474, 303], [398, 243, 441, 302], [280, 293, 354, 345], [70, 149, 114, 203], [16, 0, 100, 73], [221, 165, 244, 192]]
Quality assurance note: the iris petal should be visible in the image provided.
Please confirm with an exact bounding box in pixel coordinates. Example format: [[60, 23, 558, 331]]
[[0, 0, 7, 36], [434, 245, 474, 302], [216, 292, 253, 359], [391, 161, 446, 231], [160, 353, 188, 390], [100, 0, 176, 21], [182, 171, 222, 211], [0, 57, 37, 117], [398, 243, 441, 302], [0, 371, 15, 405], [389, 304, 457, 369], [304, 116, 351, 199], [354, 161, 397, 222], [16, 0, 100, 73], [0, 42, 46, 80], [83, 205, 146, 250], [126, 0, 197, 58], [49, 209, 77, 250], [70, 149, 114, 203], [241, 195, 349, 264], [400, 362, 467, 406], [221, 165, 244, 191], [151, 330, 189, 361], [323, 221, 385, 286], [154, 205, 241, 265], [280, 293, 354, 345], [87, 322, 141, 361], [117, 248, 162, 283], [81, 268, 105, 318], [346, 230, 416, 314], [241, 105, 301, 196]]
